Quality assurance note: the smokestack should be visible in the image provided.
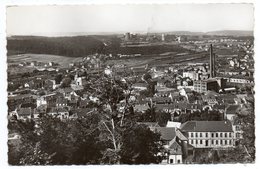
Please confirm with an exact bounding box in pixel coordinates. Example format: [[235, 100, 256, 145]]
[[209, 44, 214, 78], [213, 53, 216, 77]]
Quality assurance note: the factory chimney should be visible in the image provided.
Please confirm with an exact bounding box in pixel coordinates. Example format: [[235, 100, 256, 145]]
[[209, 44, 215, 78]]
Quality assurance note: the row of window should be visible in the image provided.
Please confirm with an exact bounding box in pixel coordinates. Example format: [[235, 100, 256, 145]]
[[190, 132, 232, 138], [190, 139, 233, 146]]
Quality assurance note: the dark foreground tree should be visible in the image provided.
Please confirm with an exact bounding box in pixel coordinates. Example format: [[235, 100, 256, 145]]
[[120, 124, 162, 164]]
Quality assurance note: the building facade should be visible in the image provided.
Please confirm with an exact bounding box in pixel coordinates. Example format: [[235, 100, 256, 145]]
[[180, 121, 235, 149]]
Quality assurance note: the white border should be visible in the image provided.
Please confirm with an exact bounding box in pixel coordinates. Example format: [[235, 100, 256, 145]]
[[0, 1, 258, 169]]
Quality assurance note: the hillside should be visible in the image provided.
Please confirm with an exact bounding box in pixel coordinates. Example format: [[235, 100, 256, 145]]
[[7, 36, 190, 57], [7, 36, 105, 57], [206, 30, 253, 36]]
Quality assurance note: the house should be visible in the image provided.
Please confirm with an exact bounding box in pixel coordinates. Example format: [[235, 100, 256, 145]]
[[56, 97, 68, 107], [166, 137, 183, 164], [137, 122, 160, 131], [8, 94, 37, 111], [201, 91, 219, 106], [156, 102, 202, 114], [48, 108, 69, 120], [152, 97, 172, 104], [180, 121, 234, 148], [154, 127, 177, 145], [166, 121, 181, 128], [225, 105, 241, 121], [69, 108, 96, 119], [134, 102, 150, 113], [132, 83, 147, 91], [216, 94, 238, 105], [15, 107, 35, 120], [79, 98, 89, 108], [154, 127, 188, 164], [44, 79, 56, 90], [232, 118, 243, 143], [57, 87, 74, 98], [157, 79, 167, 87]]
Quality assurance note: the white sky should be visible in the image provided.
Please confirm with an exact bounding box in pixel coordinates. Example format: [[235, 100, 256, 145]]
[[6, 4, 254, 36]]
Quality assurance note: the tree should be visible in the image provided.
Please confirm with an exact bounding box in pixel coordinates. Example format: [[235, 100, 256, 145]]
[[8, 114, 104, 165], [120, 124, 162, 164], [55, 74, 63, 84], [61, 77, 72, 88], [155, 112, 171, 127]]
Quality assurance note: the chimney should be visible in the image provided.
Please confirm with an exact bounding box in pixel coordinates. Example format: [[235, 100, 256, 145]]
[[209, 44, 214, 78], [213, 53, 216, 77]]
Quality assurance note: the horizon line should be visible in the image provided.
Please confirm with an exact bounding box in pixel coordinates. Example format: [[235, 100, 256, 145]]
[[7, 29, 254, 37]]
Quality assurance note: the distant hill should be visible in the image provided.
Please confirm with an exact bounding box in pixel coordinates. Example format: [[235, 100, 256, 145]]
[[7, 36, 105, 57], [206, 30, 253, 36], [7, 35, 190, 57]]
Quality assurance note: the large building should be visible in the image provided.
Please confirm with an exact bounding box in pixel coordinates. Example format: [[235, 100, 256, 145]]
[[193, 79, 218, 93], [193, 77, 226, 93], [180, 121, 235, 149], [125, 32, 131, 41]]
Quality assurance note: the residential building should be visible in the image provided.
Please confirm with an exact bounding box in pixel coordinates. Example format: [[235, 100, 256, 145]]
[[180, 121, 234, 148]]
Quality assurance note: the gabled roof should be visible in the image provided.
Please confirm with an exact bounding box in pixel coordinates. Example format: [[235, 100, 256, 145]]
[[180, 121, 233, 132], [226, 105, 240, 115], [17, 108, 34, 116], [49, 107, 68, 113], [132, 83, 147, 88], [176, 130, 188, 141], [154, 127, 176, 141], [137, 122, 160, 128], [166, 121, 181, 128], [168, 138, 183, 155]]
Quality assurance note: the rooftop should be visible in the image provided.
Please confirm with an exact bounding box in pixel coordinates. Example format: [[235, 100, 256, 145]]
[[226, 105, 240, 115], [154, 127, 176, 141], [180, 121, 233, 132]]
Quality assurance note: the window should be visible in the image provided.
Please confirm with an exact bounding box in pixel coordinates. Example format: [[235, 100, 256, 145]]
[[191, 140, 194, 144], [229, 133, 232, 137], [236, 126, 240, 131], [216, 140, 218, 145], [196, 140, 198, 144], [206, 133, 208, 138], [191, 133, 194, 137], [225, 140, 227, 145], [195, 133, 198, 138], [220, 140, 222, 145], [200, 133, 202, 137], [212, 133, 214, 137], [170, 159, 173, 164], [216, 133, 218, 137], [220, 133, 223, 137], [225, 133, 227, 138], [200, 140, 203, 144], [211, 140, 214, 145]]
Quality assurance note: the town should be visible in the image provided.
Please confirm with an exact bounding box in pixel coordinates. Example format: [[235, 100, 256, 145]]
[[7, 32, 255, 165]]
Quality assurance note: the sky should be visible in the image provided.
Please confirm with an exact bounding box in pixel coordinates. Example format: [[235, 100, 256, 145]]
[[6, 4, 254, 36]]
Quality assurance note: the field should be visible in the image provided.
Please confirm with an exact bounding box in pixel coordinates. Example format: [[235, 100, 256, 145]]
[[106, 52, 209, 68], [8, 54, 83, 67], [8, 51, 209, 69]]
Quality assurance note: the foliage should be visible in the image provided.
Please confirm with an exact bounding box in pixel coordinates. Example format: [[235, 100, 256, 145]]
[[120, 124, 162, 164], [61, 77, 72, 88], [8, 72, 163, 165]]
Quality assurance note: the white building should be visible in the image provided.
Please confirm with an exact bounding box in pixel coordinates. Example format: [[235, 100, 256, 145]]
[[180, 121, 235, 148]]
